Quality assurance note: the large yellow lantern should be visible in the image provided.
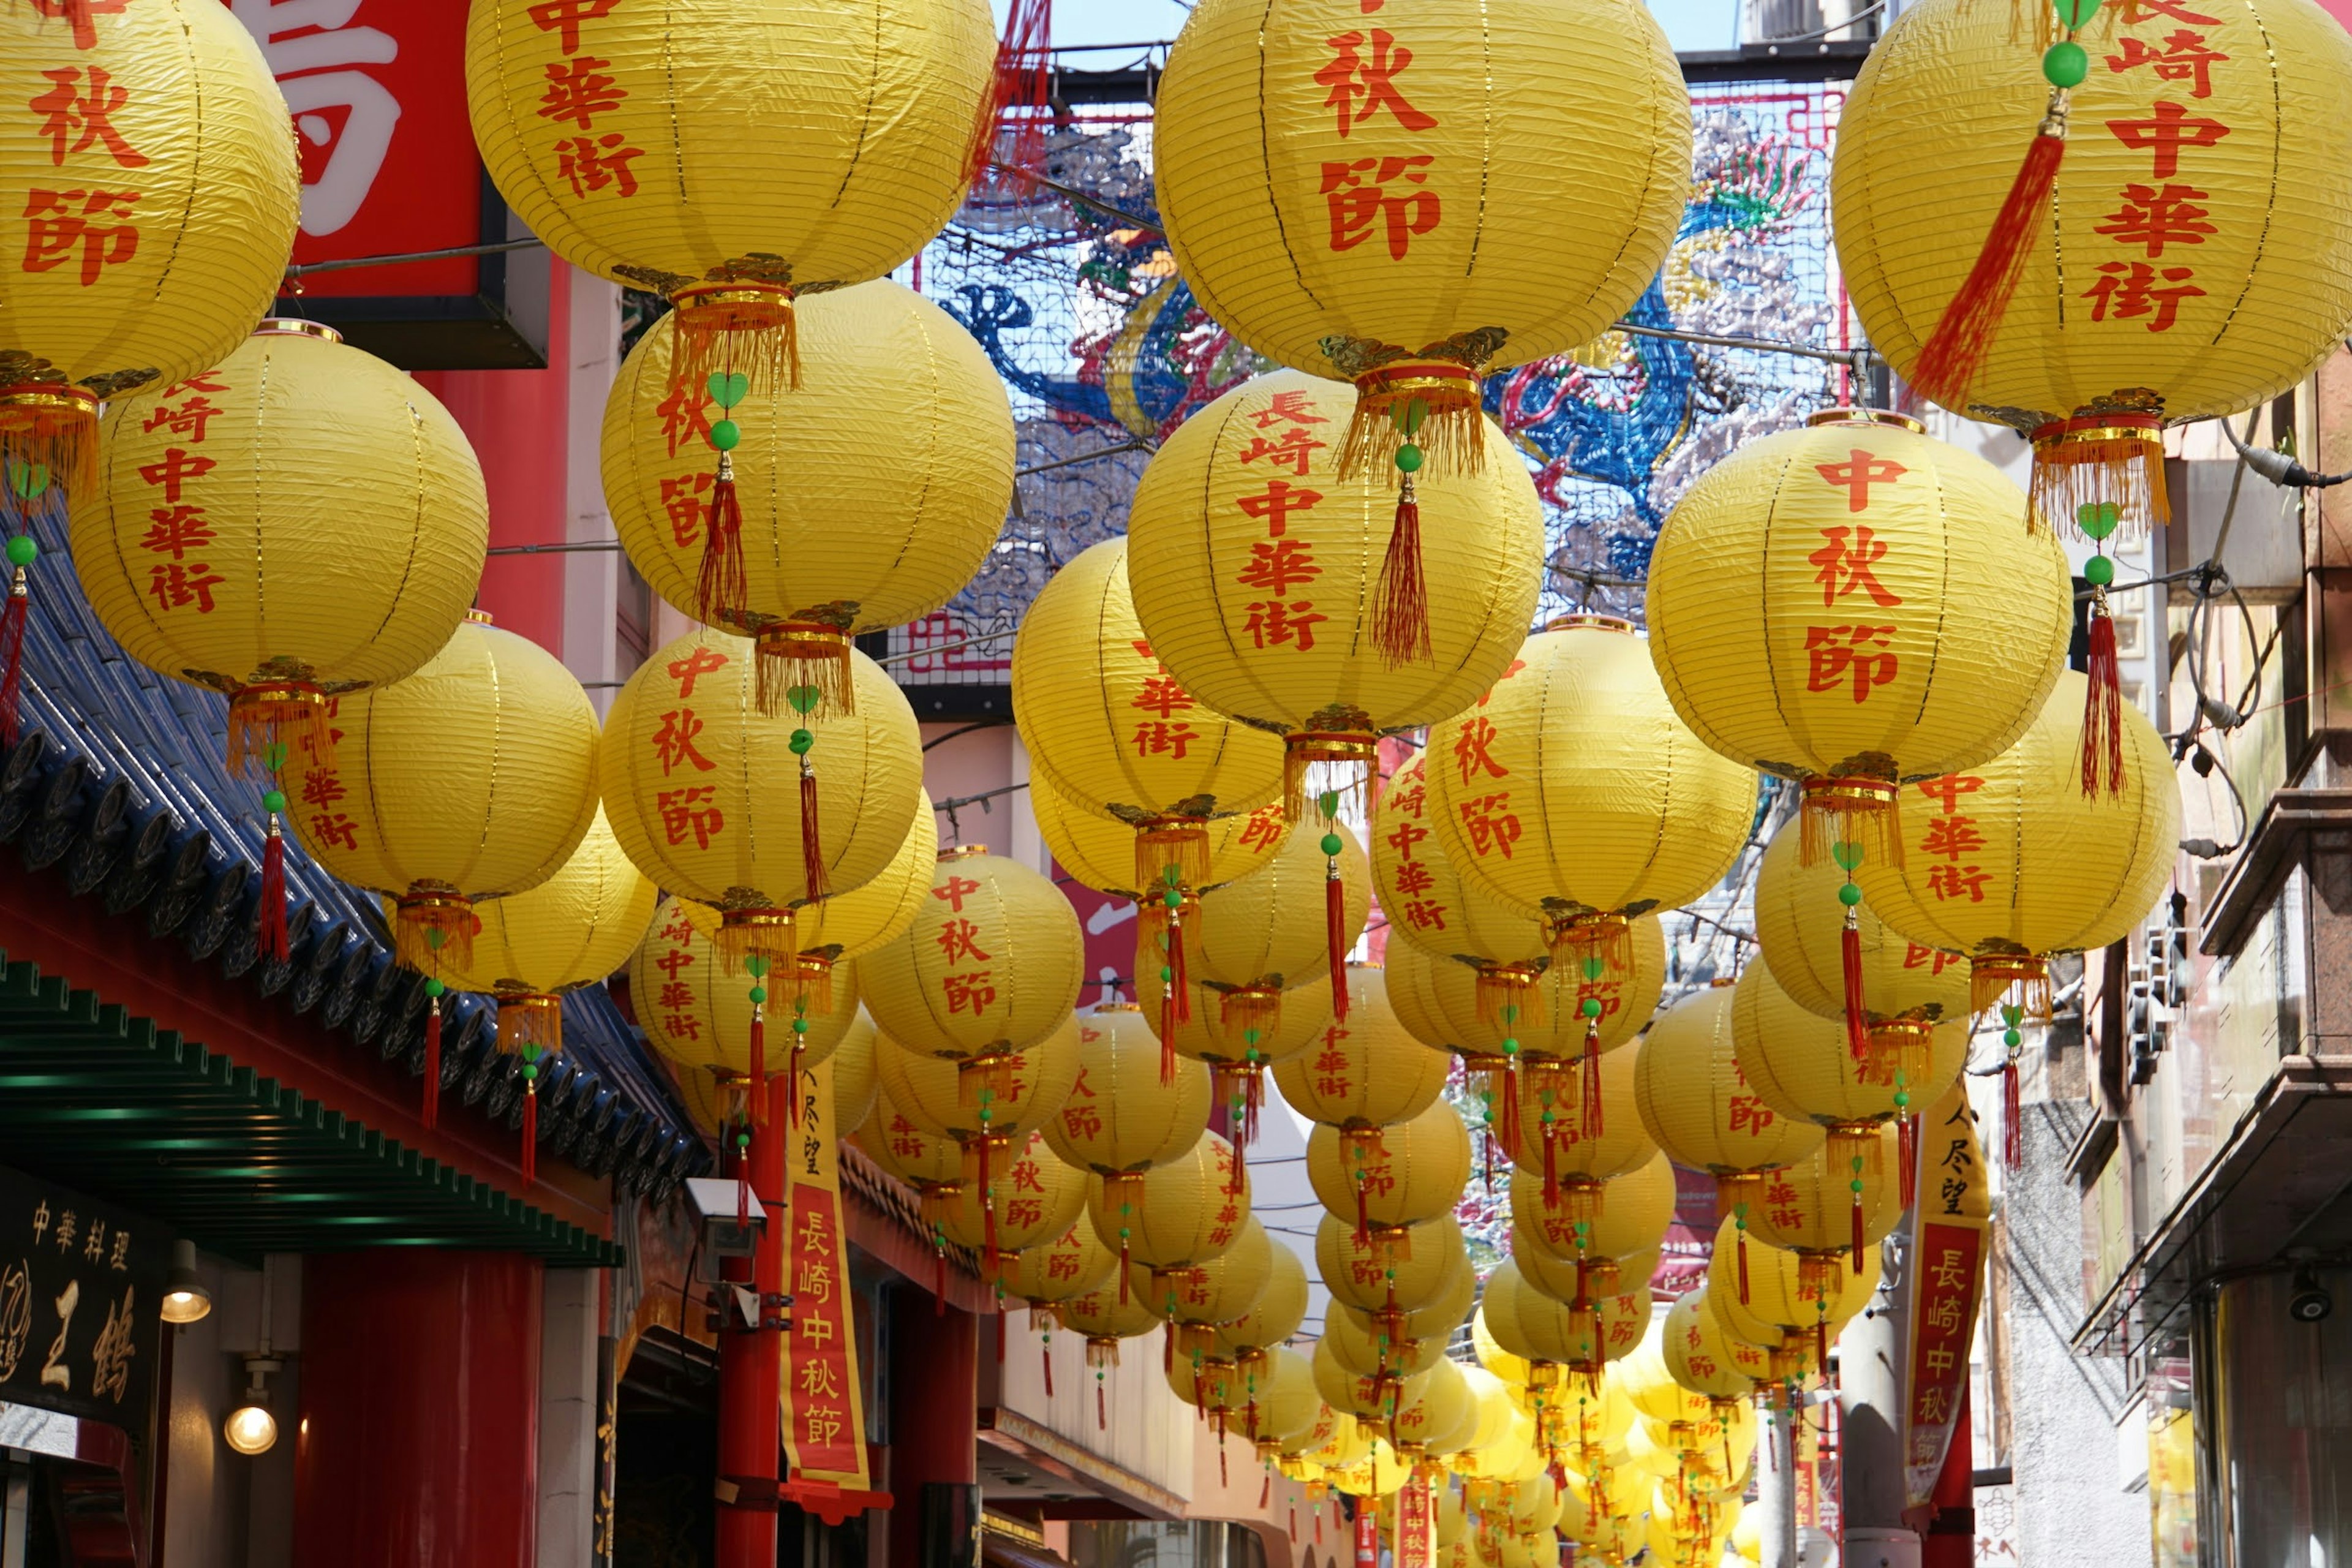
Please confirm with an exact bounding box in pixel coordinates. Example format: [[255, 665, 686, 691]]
[[438, 807, 655, 1177], [1856, 670, 2180, 1019], [1086, 1130, 1250, 1287], [706, 786, 938, 998], [1141, 962, 1335, 1099], [1660, 1288, 1769, 1401], [1373, 752, 1548, 1007], [872, 1013, 1080, 1147], [1323, 1304, 1447, 1382], [1705, 1213, 1878, 1373], [860, 846, 1087, 1094], [1272, 965, 1449, 1131], [1317, 1212, 1467, 1316], [853, 1086, 967, 1218], [1126, 370, 1540, 807], [936, 1129, 1090, 1272], [1131, 1218, 1276, 1359], [1507, 1030, 1656, 1219], [1752, 827, 1970, 1069], [604, 280, 1012, 649], [1830, 0, 2352, 538], [466, 0, 993, 420], [1512, 1152, 1676, 1286], [1746, 1125, 1904, 1303], [1646, 412, 2070, 854], [1031, 780, 1286, 905], [1007, 1219, 1121, 1390], [1389, 1357, 1477, 1459], [1214, 1240, 1311, 1362], [1234, 1346, 1324, 1452], [1333, 1255, 1474, 1368], [0, 0, 298, 526], [1313, 1336, 1431, 1430], [1043, 1004, 1210, 1193], [80, 323, 488, 831], [835, 1009, 882, 1136], [1306, 1097, 1472, 1245], [1151, 0, 1686, 662]]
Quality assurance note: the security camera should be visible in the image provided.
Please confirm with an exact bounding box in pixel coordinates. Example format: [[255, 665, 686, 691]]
[[2290, 1269, 2332, 1324]]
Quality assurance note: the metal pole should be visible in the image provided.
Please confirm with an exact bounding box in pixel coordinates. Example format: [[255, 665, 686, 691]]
[[1758, 1396, 1800, 1568], [1841, 1237, 1922, 1568], [715, 1075, 788, 1564]]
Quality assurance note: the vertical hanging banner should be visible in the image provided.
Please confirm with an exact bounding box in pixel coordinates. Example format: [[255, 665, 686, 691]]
[[1395, 1476, 1433, 1568], [1354, 1499, 1380, 1568], [1903, 1082, 1990, 1509], [783, 1058, 873, 1492]]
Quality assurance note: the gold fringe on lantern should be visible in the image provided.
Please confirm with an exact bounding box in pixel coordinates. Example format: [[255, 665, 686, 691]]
[[1283, 730, 1379, 824], [1795, 1253, 1844, 1306], [1544, 910, 1632, 974], [1218, 984, 1284, 1044], [1524, 1053, 1580, 1129], [1826, 1121, 1883, 1186], [1863, 1017, 1935, 1088], [1366, 1223, 1414, 1269], [1172, 1319, 1221, 1362], [715, 907, 799, 974], [669, 281, 802, 398], [2030, 409, 2169, 543], [394, 886, 480, 974], [1085, 1336, 1121, 1370], [1558, 1174, 1605, 1227], [496, 990, 564, 1055], [752, 622, 854, 718], [1134, 815, 1213, 893], [1798, 775, 1902, 870], [786, 953, 837, 1015], [1476, 962, 1547, 1031], [1971, 949, 2052, 1019], [227, 682, 334, 780], [1334, 360, 1488, 481], [959, 1049, 1020, 1108], [0, 382, 98, 505]]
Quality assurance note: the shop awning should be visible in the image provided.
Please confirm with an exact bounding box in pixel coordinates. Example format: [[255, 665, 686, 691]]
[[0, 954, 618, 1267]]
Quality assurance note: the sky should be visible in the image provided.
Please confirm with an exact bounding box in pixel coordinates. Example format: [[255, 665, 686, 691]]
[[1014, 0, 1744, 59]]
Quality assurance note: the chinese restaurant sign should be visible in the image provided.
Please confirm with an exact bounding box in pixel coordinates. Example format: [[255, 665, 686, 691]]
[[0, 1165, 166, 1430], [783, 1058, 873, 1491], [1904, 1084, 1991, 1509]]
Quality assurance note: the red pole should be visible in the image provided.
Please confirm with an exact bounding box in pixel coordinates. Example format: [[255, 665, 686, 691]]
[[717, 1076, 787, 1565]]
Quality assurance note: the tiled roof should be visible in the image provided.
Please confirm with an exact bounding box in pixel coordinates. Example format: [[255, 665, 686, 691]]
[[0, 491, 704, 1202]]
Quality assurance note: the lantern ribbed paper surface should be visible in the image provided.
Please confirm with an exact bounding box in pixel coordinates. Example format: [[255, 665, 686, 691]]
[[1003, 1216, 1118, 1305], [1151, 0, 1687, 382], [872, 1013, 1080, 1142], [1312, 1336, 1432, 1422], [1374, 752, 1548, 970], [82, 326, 488, 726], [634, 900, 869, 1101], [467, 0, 992, 299], [1056, 1284, 1162, 1345], [1506, 1036, 1656, 1182], [858, 846, 1085, 1060], [1034, 778, 1286, 900], [1087, 1131, 1250, 1272], [1162, 818, 1368, 1039], [835, 1009, 881, 1135], [1043, 1005, 1210, 1175], [605, 281, 1012, 645], [1234, 1346, 1323, 1446], [1273, 966, 1449, 1128], [1428, 622, 1757, 943], [1317, 1212, 1466, 1314], [1855, 671, 2180, 1007], [1306, 1097, 1472, 1231], [1645, 415, 2069, 803], [1745, 1125, 1904, 1257], [1213, 1241, 1311, 1355], [1385, 924, 1666, 1060], [1333, 1249, 1473, 1344], [1730, 960, 1966, 1131], [1632, 986, 1827, 1178], [1143, 965, 1336, 1068], [1660, 1287, 1768, 1399], [1705, 1215, 1878, 1344], [1, 0, 299, 463], [1130, 1216, 1274, 1329], [601, 629, 922, 927], [1390, 1357, 1476, 1453], [1753, 829, 1969, 1026], [1832, 0, 2352, 431], [1512, 1151, 1676, 1263], [937, 1130, 1089, 1255], [1126, 371, 1540, 785], [853, 1090, 966, 1193]]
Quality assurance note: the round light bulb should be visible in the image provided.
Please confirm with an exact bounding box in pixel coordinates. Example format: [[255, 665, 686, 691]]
[[160, 1286, 211, 1325], [224, 1403, 277, 1456]]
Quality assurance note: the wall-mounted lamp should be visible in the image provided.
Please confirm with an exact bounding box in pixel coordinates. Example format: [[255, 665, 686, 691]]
[[224, 1355, 282, 1456], [160, 1239, 211, 1325]]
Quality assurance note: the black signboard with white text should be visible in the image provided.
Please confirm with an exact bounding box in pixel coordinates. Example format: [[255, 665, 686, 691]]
[[0, 1164, 165, 1430]]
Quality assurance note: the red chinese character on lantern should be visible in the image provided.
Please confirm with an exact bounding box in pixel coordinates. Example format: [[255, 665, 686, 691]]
[[1315, 29, 1438, 138], [657, 786, 723, 849], [306, 810, 360, 851], [1401, 899, 1446, 931], [660, 473, 710, 548], [1452, 715, 1507, 784], [1927, 863, 1991, 902], [1319, 156, 1439, 260], [30, 67, 145, 168], [657, 981, 694, 1010], [1251, 391, 1328, 429], [142, 394, 219, 444], [2105, 100, 2231, 179], [1238, 807, 1287, 854], [147, 561, 224, 614], [657, 375, 714, 459], [1235, 537, 1323, 595], [1384, 818, 1430, 864], [1920, 813, 1985, 863], [2095, 183, 2216, 258], [1235, 478, 1323, 537], [1133, 721, 1196, 760], [1813, 447, 1907, 513], [2117, 0, 2220, 26], [1808, 525, 1902, 609], [660, 1012, 703, 1041], [943, 971, 997, 1016], [134, 446, 213, 503], [299, 769, 347, 810], [2107, 29, 2228, 97], [1237, 426, 1327, 476], [1728, 1095, 1777, 1135], [1387, 775, 1425, 818], [138, 506, 214, 560], [655, 946, 695, 980], [25, 0, 131, 51], [1803, 624, 1899, 704], [936, 918, 992, 964], [1131, 675, 1194, 720], [2081, 260, 2206, 331], [21, 187, 140, 286], [1455, 792, 1523, 859], [1578, 980, 1623, 1020], [666, 644, 727, 697], [1917, 775, 1983, 816], [555, 133, 645, 198], [1243, 599, 1329, 652], [538, 55, 627, 129], [527, 0, 624, 54], [933, 874, 981, 913], [651, 708, 716, 774]]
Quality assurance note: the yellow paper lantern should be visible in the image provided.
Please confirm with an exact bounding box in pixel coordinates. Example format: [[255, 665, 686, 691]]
[[872, 1014, 1080, 1147], [1306, 1096, 1472, 1238], [861, 846, 1087, 1086], [1491, 1474, 1562, 1538], [1746, 1126, 1904, 1305], [1705, 1214, 1878, 1366], [1660, 1288, 1767, 1401], [835, 1009, 882, 1136], [1126, 369, 1541, 804], [1752, 826, 1970, 1068], [466, 0, 993, 401], [1142, 963, 1335, 1086], [1003, 1215, 1119, 1308], [602, 627, 923, 960], [1214, 1239, 1311, 1358], [937, 1129, 1090, 1267], [1296, 1403, 1373, 1468], [1512, 1150, 1676, 1268], [604, 280, 1012, 655], [1618, 1329, 1712, 1428], [1273, 965, 1450, 1129], [81, 323, 489, 777], [634, 899, 869, 1131], [1057, 1282, 1164, 1359], [1373, 750, 1548, 987], [1312, 1336, 1432, 1428], [1333, 1244, 1475, 1349], [1234, 1346, 1324, 1449], [1043, 1004, 1212, 1186], [0, 1, 299, 501], [1323, 1308, 1447, 1381], [1427, 620, 1756, 970], [1831, 0, 2352, 535], [703, 784, 940, 984], [1855, 670, 2180, 1016], [853, 1087, 967, 1212], [1318, 1212, 1468, 1315], [1131, 1216, 1276, 1346], [1087, 1129, 1251, 1278], [1645, 412, 2070, 861], [1506, 1032, 1656, 1220], [1489, 1262, 1648, 1373], [1151, 0, 1686, 663], [1391, 1357, 1478, 1457], [1033, 775, 1288, 903]]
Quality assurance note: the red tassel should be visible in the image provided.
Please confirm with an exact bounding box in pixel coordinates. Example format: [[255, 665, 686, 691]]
[[996, 1306, 1008, 1364], [1230, 1125, 1248, 1197], [258, 816, 290, 963], [1851, 1193, 1866, 1272], [1044, 1338, 1055, 1398], [799, 760, 829, 901], [1098, 1383, 1107, 1431], [748, 1006, 767, 1125], [1170, 907, 1191, 1024], [1354, 1174, 1371, 1246], [1542, 1121, 1559, 1210], [1327, 870, 1349, 1021], [737, 1139, 752, 1230], [1909, 118, 2067, 410], [1219, 1441, 1229, 1489], [1841, 911, 1868, 1064], [2004, 1059, 2024, 1170], [1497, 1059, 1521, 1159], [1899, 1112, 1920, 1207], [1119, 1242, 1131, 1304], [423, 995, 442, 1131], [788, 1039, 804, 1127], [1737, 1226, 1751, 1305], [0, 564, 26, 750], [1160, 984, 1178, 1087], [934, 1246, 948, 1316], [981, 1137, 1000, 1262], [696, 458, 747, 624], [1581, 1023, 1602, 1142], [2084, 601, 2124, 797], [1291, 1507, 1298, 1542], [1374, 481, 1430, 666], [522, 1084, 537, 1187]]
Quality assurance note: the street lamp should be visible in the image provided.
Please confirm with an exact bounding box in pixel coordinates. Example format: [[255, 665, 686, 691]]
[[224, 1355, 282, 1456], [160, 1240, 211, 1325]]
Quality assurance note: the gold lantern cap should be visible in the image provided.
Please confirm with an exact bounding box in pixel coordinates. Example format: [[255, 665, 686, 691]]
[[254, 318, 344, 344], [941, 845, 990, 862], [1542, 614, 1635, 636], [1803, 407, 1921, 433]]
